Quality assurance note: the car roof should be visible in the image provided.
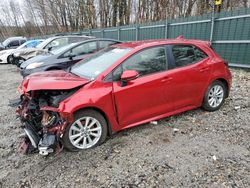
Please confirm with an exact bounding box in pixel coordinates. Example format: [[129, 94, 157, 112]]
[[48, 35, 94, 40], [61, 38, 121, 51], [5, 36, 26, 40], [113, 38, 210, 49], [74, 38, 121, 44]]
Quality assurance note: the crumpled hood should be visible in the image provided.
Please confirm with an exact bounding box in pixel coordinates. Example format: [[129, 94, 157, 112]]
[[22, 70, 90, 92], [13, 48, 48, 58]]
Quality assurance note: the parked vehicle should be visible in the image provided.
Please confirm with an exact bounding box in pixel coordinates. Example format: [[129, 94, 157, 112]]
[[0, 37, 27, 51], [20, 39, 121, 77], [9, 35, 94, 65], [0, 40, 44, 64], [16, 38, 232, 155]]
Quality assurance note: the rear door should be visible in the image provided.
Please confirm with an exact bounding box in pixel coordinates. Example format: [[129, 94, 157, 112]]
[[166, 44, 211, 110], [112, 46, 174, 127]]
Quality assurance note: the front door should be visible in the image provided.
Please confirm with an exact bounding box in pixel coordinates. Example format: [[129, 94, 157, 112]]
[[112, 46, 174, 127]]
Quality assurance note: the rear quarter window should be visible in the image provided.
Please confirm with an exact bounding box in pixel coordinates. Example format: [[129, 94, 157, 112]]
[[172, 45, 208, 68]]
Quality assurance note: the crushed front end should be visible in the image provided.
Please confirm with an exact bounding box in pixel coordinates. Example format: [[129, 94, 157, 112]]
[[16, 89, 75, 156]]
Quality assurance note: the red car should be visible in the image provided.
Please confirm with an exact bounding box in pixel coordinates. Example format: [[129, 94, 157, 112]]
[[17, 38, 232, 155]]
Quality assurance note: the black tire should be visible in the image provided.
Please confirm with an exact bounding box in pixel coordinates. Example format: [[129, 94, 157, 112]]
[[16, 57, 26, 67], [202, 80, 227, 112], [62, 109, 108, 152], [7, 55, 13, 64]]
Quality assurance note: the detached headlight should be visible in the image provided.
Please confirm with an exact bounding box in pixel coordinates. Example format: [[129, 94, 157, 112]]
[[26, 62, 44, 69]]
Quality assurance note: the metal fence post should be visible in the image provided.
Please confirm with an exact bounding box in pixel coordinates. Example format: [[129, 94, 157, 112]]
[[135, 26, 139, 41], [102, 29, 104, 38], [117, 28, 120, 40], [210, 16, 215, 42], [165, 20, 168, 39], [210, 4, 215, 42]]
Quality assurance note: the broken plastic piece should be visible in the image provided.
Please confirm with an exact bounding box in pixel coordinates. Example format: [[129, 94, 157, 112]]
[[17, 140, 29, 154], [173, 128, 180, 133], [150, 121, 158, 125]]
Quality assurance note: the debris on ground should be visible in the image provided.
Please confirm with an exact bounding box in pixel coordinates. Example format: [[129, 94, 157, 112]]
[[0, 65, 249, 187]]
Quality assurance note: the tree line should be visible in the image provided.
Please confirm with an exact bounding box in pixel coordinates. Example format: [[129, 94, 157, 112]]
[[0, 0, 249, 39]]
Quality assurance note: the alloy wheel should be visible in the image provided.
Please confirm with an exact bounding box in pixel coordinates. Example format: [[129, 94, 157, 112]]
[[208, 85, 224, 108], [69, 117, 102, 149]]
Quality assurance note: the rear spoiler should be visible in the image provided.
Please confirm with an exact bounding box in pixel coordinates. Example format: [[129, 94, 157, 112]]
[[205, 41, 212, 47]]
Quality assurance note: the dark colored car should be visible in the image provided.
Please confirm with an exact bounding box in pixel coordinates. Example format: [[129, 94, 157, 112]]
[[0, 37, 27, 51], [9, 35, 94, 65], [20, 39, 121, 77], [17, 38, 232, 155]]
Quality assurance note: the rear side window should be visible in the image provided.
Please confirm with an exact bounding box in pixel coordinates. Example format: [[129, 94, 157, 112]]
[[69, 37, 86, 43], [9, 40, 19, 47], [172, 45, 207, 67], [112, 46, 167, 81], [20, 40, 26, 45], [99, 41, 117, 50]]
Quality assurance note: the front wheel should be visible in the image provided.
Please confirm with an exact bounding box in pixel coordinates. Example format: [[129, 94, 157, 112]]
[[202, 80, 227, 112], [62, 110, 108, 151], [7, 55, 14, 64]]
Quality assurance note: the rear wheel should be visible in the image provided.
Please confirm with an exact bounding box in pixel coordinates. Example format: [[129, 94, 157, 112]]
[[202, 80, 227, 111], [62, 110, 108, 151]]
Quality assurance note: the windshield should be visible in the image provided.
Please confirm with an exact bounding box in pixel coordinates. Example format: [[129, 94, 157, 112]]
[[36, 38, 52, 49], [70, 47, 131, 79], [2, 39, 10, 46], [16, 40, 42, 49], [16, 42, 28, 49]]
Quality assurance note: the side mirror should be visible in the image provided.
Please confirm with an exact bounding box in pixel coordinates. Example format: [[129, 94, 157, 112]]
[[68, 52, 76, 60], [48, 47, 52, 51], [120, 70, 139, 86]]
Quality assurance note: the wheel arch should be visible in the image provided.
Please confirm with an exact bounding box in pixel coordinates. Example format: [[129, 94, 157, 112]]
[[200, 77, 230, 104], [214, 78, 229, 98]]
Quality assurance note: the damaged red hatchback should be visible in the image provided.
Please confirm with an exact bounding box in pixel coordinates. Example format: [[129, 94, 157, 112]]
[[17, 38, 232, 155]]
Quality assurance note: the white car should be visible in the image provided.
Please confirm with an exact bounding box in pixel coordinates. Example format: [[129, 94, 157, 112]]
[[0, 40, 43, 64]]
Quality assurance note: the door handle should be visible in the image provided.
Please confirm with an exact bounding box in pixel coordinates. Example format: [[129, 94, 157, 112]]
[[161, 77, 173, 83], [199, 67, 209, 72]]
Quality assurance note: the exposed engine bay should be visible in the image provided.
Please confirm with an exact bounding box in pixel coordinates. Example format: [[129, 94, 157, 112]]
[[16, 89, 77, 156]]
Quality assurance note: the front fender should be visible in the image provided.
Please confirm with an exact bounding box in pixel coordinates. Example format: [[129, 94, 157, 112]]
[[58, 82, 120, 132]]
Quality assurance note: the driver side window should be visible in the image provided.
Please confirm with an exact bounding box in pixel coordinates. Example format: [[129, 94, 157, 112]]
[[63, 42, 97, 57], [113, 46, 167, 81]]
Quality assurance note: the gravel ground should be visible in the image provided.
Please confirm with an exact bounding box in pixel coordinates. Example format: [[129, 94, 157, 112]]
[[0, 64, 249, 188]]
